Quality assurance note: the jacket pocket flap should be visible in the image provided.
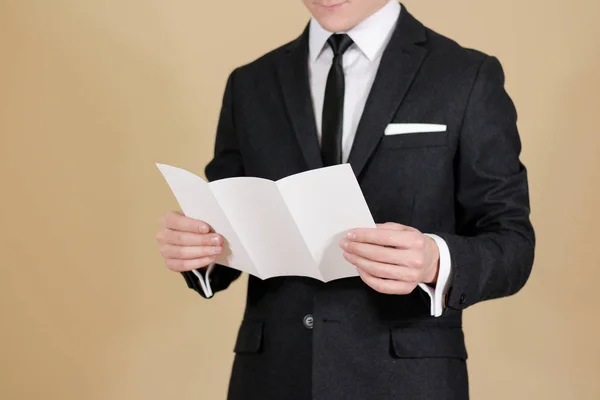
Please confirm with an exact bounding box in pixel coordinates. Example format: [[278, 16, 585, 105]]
[[390, 327, 467, 359], [234, 320, 264, 354]]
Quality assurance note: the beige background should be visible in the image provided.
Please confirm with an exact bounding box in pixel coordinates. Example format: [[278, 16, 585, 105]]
[[1, 0, 599, 399]]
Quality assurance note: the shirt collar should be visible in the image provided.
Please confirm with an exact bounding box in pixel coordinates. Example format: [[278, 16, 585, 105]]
[[309, 0, 401, 63]]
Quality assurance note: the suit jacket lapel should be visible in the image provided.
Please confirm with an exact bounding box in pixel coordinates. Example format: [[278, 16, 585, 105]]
[[276, 26, 324, 170], [347, 9, 429, 178]]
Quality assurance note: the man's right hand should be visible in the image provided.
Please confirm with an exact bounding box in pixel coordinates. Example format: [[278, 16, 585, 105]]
[[156, 211, 224, 272]]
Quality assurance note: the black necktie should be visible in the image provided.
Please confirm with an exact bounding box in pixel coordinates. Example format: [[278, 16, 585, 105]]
[[321, 34, 354, 166]]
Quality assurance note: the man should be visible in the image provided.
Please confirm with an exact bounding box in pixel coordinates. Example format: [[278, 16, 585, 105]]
[[156, 1, 535, 399]]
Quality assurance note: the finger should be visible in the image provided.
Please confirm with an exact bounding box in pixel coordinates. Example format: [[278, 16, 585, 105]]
[[341, 239, 404, 265], [165, 256, 216, 272], [159, 244, 222, 260], [346, 228, 418, 248], [342, 239, 425, 269], [375, 222, 416, 232], [342, 239, 428, 275], [343, 251, 418, 282], [163, 212, 210, 234], [157, 229, 223, 246], [356, 269, 417, 295]]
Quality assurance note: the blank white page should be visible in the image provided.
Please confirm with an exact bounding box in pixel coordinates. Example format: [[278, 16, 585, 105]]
[[209, 177, 321, 280], [156, 164, 258, 277], [276, 164, 376, 282]]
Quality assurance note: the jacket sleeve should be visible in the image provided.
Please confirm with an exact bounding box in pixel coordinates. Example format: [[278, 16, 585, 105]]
[[436, 55, 535, 311], [181, 68, 245, 298], [182, 265, 242, 299]]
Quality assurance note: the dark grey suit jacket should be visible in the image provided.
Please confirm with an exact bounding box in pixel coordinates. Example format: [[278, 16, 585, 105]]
[[181, 6, 535, 400]]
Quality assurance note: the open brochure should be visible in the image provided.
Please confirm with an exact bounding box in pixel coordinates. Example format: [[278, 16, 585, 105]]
[[156, 163, 376, 282]]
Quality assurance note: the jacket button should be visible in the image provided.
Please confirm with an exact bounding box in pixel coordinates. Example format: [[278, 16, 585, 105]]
[[303, 314, 314, 330], [459, 293, 467, 304]]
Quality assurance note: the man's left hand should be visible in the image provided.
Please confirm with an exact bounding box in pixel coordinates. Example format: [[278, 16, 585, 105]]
[[340, 222, 440, 295]]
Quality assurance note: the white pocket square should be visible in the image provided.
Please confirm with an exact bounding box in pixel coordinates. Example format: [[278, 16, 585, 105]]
[[384, 123, 447, 136]]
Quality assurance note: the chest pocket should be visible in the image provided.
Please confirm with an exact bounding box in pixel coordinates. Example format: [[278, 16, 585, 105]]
[[380, 130, 449, 149]]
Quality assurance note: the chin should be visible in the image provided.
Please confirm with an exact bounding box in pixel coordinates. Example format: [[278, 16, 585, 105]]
[[313, 15, 356, 33]]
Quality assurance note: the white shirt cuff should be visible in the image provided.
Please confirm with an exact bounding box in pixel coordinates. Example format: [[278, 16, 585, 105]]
[[192, 263, 216, 298], [417, 234, 452, 317]]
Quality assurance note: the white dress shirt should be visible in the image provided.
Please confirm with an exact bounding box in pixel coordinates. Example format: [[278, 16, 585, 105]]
[[195, 0, 452, 317]]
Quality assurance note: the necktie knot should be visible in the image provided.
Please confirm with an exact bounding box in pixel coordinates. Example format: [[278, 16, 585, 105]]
[[327, 34, 354, 59]]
